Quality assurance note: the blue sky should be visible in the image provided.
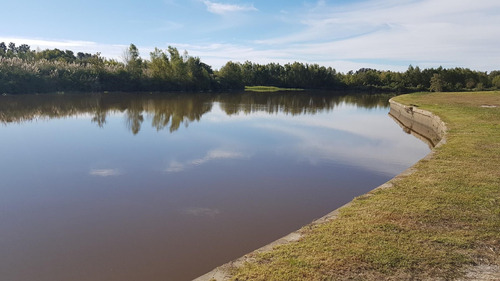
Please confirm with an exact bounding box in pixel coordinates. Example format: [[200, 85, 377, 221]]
[[1, 0, 499, 72]]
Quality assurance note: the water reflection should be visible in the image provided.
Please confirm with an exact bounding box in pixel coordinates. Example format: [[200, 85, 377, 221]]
[[0, 92, 392, 134], [166, 149, 249, 173], [0, 91, 430, 281], [89, 168, 121, 177]]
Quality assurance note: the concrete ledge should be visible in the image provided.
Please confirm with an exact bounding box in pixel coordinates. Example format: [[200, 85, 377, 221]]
[[388, 99, 447, 148], [194, 98, 447, 281]]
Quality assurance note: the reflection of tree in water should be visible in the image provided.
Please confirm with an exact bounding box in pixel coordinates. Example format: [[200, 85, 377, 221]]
[[91, 109, 107, 128], [122, 94, 213, 134], [0, 94, 104, 123], [126, 107, 144, 135], [217, 92, 394, 116], [0, 92, 394, 134], [146, 95, 213, 133], [218, 92, 336, 115], [0, 93, 214, 134]]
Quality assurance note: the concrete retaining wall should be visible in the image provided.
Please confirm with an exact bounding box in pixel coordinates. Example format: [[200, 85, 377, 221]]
[[388, 99, 447, 147]]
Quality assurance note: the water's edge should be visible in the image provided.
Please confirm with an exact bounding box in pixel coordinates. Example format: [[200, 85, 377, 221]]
[[194, 99, 447, 281]]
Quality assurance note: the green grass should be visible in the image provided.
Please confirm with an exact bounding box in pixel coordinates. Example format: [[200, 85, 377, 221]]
[[244, 86, 304, 92], [230, 91, 500, 280]]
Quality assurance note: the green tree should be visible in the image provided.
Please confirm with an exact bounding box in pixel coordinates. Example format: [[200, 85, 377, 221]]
[[404, 65, 426, 90], [123, 44, 143, 78], [168, 46, 189, 86], [186, 56, 212, 91], [218, 61, 244, 90], [7, 42, 17, 57], [430, 74, 443, 92], [492, 75, 500, 89], [36, 48, 76, 62], [149, 47, 170, 81], [17, 44, 33, 60], [0, 42, 7, 56]]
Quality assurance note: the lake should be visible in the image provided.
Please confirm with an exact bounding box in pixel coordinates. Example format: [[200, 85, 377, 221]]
[[0, 92, 429, 281]]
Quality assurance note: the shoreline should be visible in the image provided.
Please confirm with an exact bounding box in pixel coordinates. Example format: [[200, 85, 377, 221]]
[[194, 98, 447, 281]]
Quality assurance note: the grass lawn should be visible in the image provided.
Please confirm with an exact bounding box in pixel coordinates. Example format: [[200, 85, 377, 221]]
[[244, 86, 304, 92], [230, 91, 500, 280]]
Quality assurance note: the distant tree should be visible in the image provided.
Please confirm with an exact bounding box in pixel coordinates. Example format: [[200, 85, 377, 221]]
[[0, 42, 6, 56], [492, 75, 500, 89], [168, 46, 188, 84], [18, 44, 30, 53], [404, 65, 427, 90], [430, 74, 444, 92], [149, 47, 171, 81], [465, 78, 476, 89], [7, 42, 17, 57], [186, 56, 212, 91], [17, 44, 33, 60], [147, 46, 214, 91], [240, 61, 256, 85], [76, 52, 94, 64], [123, 44, 143, 78], [36, 48, 76, 62], [218, 61, 244, 90], [355, 68, 381, 87], [2, 41, 498, 94], [65, 50, 75, 60]]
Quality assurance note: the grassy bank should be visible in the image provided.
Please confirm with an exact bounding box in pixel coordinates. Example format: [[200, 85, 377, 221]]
[[229, 91, 500, 280]]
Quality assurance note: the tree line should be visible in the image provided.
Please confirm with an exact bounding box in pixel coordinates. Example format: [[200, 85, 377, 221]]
[[1, 42, 499, 94]]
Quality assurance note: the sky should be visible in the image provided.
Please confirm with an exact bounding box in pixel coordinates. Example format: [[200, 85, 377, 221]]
[[1, 0, 499, 72]]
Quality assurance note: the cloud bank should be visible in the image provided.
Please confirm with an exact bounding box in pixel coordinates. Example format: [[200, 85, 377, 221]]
[[2, 0, 499, 72]]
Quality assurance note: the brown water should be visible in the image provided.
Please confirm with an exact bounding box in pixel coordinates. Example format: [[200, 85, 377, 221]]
[[0, 92, 429, 281]]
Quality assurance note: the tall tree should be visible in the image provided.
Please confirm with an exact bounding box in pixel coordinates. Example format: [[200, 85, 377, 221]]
[[218, 61, 244, 90], [430, 74, 444, 92], [123, 44, 143, 78], [0, 42, 7, 56], [7, 42, 17, 57]]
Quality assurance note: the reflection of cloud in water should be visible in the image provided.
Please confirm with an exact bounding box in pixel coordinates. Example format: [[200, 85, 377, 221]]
[[89, 169, 121, 177], [166, 149, 248, 173], [165, 161, 185, 173], [256, 119, 428, 176], [168, 102, 427, 176], [207, 103, 401, 141], [182, 207, 221, 218], [192, 149, 246, 165]]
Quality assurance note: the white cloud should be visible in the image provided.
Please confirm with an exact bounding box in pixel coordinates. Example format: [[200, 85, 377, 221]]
[[0, 36, 127, 60], [202, 0, 257, 15], [0, 37, 96, 49], [262, 0, 500, 70]]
